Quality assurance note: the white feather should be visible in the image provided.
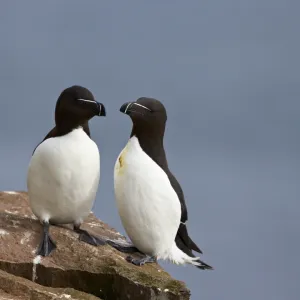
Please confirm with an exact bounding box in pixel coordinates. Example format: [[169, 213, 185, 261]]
[[114, 136, 200, 266], [27, 127, 100, 225]]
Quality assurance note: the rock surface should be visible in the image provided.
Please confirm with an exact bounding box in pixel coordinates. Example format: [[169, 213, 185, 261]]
[[0, 191, 190, 300]]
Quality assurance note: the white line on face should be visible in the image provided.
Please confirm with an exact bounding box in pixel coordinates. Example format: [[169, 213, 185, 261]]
[[132, 103, 151, 111], [77, 98, 95, 103]]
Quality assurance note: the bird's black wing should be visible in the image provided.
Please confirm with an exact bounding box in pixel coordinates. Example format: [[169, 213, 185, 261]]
[[32, 126, 58, 155], [166, 171, 203, 254]]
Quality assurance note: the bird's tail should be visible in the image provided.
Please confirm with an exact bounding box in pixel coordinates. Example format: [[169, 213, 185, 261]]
[[169, 243, 213, 270]]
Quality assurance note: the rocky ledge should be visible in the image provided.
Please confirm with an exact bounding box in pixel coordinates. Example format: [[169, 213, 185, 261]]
[[0, 191, 190, 300]]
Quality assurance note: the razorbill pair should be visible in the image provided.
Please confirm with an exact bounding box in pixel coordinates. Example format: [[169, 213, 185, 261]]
[[27, 85, 212, 270]]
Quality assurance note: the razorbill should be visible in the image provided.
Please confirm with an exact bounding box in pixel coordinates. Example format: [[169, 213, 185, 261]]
[[27, 85, 106, 257], [113, 98, 213, 269]]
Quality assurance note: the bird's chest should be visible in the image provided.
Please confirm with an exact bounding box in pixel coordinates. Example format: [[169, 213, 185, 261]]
[[114, 138, 150, 185], [31, 129, 100, 194], [114, 137, 170, 210], [53, 132, 98, 175]]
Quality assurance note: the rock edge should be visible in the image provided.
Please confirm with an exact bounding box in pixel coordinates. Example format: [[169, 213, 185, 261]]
[[0, 191, 190, 300]]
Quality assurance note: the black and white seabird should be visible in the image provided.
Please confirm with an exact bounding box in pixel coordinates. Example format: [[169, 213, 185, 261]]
[[27, 85, 106, 257], [113, 98, 213, 270]]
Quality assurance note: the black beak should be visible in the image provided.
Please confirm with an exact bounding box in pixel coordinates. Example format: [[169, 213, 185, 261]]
[[120, 102, 132, 115], [96, 102, 106, 116], [77, 98, 106, 117]]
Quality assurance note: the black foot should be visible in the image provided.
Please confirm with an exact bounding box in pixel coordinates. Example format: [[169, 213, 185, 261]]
[[74, 226, 106, 246], [106, 240, 139, 253], [37, 221, 57, 257], [126, 255, 156, 266]]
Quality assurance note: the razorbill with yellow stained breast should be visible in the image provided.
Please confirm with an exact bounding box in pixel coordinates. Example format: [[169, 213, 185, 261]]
[[27, 85, 106, 256], [113, 97, 213, 270]]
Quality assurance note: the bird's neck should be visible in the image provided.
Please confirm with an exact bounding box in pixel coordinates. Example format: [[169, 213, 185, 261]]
[[131, 129, 168, 170], [56, 120, 90, 137]]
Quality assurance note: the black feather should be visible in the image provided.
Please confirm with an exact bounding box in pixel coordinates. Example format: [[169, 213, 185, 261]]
[[175, 230, 213, 270], [166, 171, 204, 255]]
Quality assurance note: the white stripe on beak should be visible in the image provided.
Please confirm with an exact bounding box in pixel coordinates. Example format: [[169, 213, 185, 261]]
[[124, 102, 132, 114]]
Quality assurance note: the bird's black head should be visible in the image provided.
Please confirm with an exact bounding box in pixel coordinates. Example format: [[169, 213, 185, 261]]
[[120, 97, 167, 137], [55, 85, 106, 131]]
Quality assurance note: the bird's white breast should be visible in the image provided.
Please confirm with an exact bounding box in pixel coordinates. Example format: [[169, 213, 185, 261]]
[[27, 127, 100, 224], [114, 136, 181, 258]]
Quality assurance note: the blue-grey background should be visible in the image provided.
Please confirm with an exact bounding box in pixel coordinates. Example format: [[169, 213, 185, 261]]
[[1, 1, 299, 299]]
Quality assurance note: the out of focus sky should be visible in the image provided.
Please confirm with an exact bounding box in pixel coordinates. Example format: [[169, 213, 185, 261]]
[[1, 1, 299, 299]]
